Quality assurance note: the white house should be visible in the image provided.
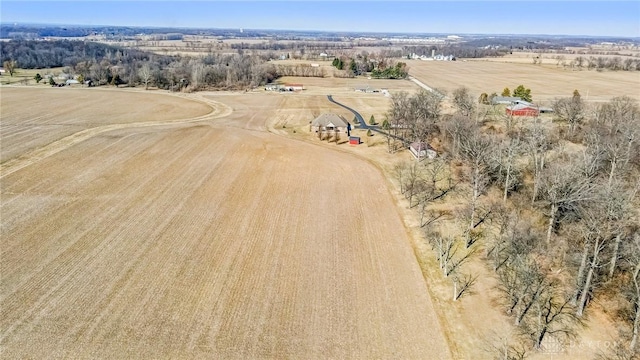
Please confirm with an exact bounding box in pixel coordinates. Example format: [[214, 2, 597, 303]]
[[409, 142, 437, 160], [283, 83, 303, 91]]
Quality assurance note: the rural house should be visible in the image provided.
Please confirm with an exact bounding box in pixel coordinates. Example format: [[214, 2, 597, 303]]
[[491, 96, 522, 105], [283, 83, 304, 91], [311, 113, 349, 134], [409, 142, 437, 160], [506, 103, 539, 117]]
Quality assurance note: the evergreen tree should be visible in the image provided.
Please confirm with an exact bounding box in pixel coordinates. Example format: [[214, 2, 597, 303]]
[[512, 85, 532, 102]]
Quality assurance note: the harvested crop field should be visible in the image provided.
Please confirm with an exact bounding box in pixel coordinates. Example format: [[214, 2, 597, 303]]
[[0, 87, 212, 163], [1, 88, 451, 358], [407, 59, 640, 102]]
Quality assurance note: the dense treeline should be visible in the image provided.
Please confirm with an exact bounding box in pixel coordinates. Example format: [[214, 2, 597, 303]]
[[403, 45, 510, 58], [330, 53, 408, 78], [555, 55, 640, 71], [387, 89, 640, 358], [0, 40, 289, 90], [230, 41, 381, 51], [0, 40, 152, 69]]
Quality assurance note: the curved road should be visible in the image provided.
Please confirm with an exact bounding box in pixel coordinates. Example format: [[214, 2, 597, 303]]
[[327, 95, 375, 131], [327, 95, 407, 142]]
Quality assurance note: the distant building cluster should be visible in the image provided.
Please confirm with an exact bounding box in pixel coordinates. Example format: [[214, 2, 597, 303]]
[[384, 37, 446, 43], [409, 51, 455, 61], [264, 83, 304, 91]]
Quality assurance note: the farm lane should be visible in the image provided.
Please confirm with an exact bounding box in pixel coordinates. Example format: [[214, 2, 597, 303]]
[[1, 88, 452, 358], [407, 75, 440, 95], [326, 95, 410, 143], [327, 94, 371, 130]]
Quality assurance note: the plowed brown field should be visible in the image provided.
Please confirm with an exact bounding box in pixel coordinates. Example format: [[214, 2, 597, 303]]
[[407, 59, 640, 102], [1, 87, 450, 358]]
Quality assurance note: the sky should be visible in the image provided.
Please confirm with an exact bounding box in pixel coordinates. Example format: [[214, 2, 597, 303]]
[[1, 1, 639, 37]]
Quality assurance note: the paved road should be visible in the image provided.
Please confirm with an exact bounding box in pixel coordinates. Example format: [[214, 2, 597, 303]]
[[327, 95, 373, 131], [326, 95, 410, 143], [326, 95, 412, 145]]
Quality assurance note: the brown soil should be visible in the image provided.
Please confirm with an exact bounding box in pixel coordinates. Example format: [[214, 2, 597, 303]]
[[1, 87, 450, 358], [407, 59, 640, 102]]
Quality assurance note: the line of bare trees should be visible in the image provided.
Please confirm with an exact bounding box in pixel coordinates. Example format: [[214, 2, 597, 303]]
[[388, 86, 640, 357], [559, 55, 640, 71]]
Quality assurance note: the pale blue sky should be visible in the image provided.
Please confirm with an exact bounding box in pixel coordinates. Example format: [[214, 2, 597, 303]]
[[1, 1, 639, 37]]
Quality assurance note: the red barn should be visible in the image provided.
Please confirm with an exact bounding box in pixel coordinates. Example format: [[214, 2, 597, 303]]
[[506, 104, 539, 117]]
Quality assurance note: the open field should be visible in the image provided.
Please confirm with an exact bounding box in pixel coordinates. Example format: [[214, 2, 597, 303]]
[[0, 87, 212, 163], [474, 50, 640, 64], [0, 87, 450, 358], [407, 59, 640, 102]]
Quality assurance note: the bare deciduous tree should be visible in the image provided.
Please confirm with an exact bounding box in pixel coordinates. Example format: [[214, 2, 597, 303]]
[[459, 128, 493, 247], [627, 234, 640, 351], [524, 121, 553, 204], [408, 89, 444, 145], [3, 59, 17, 76], [522, 292, 580, 350], [138, 62, 152, 89], [482, 330, 528, 360], [452, 272, 478, 301], [490, 138, 523, 203], [568, 201, 611, 316], [541, 160, 593, 245], [553, 93, 585, 136], [498, 255, 550, 325], [452, 86, 476, 118]]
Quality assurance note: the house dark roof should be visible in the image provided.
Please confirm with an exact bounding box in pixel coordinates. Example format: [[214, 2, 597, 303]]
[[312, 113, 349, 128], [410, 142, 435, 151]]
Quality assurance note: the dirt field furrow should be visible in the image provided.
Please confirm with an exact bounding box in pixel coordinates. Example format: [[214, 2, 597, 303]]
[[1, 87, 451, 358]]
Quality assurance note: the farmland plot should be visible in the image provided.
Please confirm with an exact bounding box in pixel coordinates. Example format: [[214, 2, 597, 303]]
[[0, 87, 212, 163], [1, 88, 451, 358], [407, 59, 640, 102]]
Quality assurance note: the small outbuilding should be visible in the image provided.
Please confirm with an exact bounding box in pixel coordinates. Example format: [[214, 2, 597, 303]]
[[410, 142, 437, 160], [283, 83, 304, 91], [349, 136, 361, 145], [491, 96, 522, 105], [312, 113, 349, 134], [506, 104, 539, 117]]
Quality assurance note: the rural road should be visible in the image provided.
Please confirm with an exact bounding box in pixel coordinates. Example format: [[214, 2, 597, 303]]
[[408, 75, 438, 93]]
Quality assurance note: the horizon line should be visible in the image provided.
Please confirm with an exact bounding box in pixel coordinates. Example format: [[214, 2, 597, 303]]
[[3, 22, 640, 40]]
